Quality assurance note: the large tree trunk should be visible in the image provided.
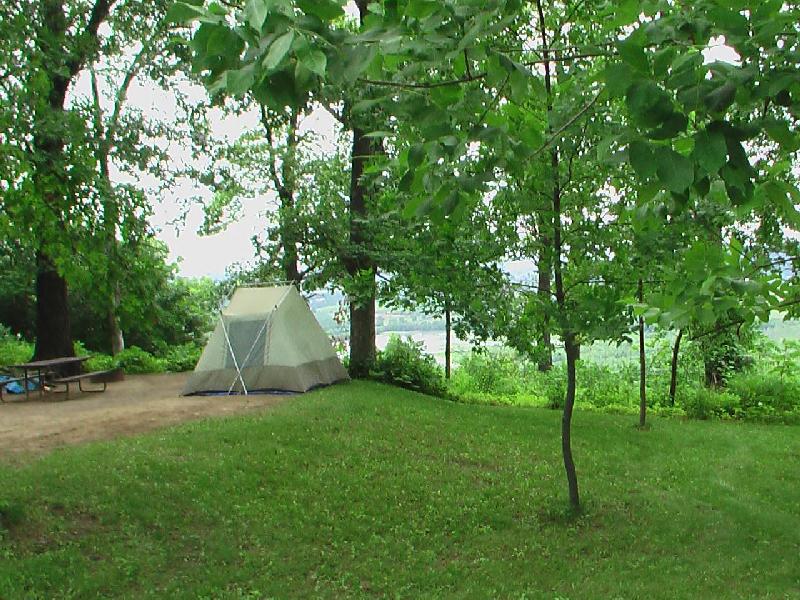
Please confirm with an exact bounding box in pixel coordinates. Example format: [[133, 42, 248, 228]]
[[344, 0, 377, 378], [638, 279, 647, 428], [349, 298, 375, 378], [445, 301, 452, 379], [346, 124, 376, 377], [33, 252, 74, 362], [669, 329, 683, 406], [30, 0, 114, 363]]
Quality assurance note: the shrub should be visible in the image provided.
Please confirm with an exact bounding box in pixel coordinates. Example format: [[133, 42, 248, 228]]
[[161, 343, 202, 372], [727, 371, 800, 416], [113, 346, 167, 374], [451, 350, 522, 396], [0, 336, 33, 368], [681, 386, 740, 420], [372, 335, 446, 397], [85, 353, 115, 372], [577, 363, 637, 408], [535, 368, 566, 409]]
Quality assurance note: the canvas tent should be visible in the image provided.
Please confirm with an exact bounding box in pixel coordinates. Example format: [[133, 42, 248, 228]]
[[183, 285, 348, 395]]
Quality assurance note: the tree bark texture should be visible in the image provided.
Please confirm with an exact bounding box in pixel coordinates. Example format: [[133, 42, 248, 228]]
[[33, 252, 75, 363], [562, 336, 580, 510], [537, 238, 553, 372], [669, 329, 683, 406], [346, 125, 376, 377]]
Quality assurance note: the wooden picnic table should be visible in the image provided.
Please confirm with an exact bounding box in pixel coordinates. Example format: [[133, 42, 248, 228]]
[[10, 356, 90, 400]]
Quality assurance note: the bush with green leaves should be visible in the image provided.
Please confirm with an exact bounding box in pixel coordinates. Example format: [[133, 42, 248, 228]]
[[112, 346, 167, 374], [449, 350, 523, 396], [161, 343, 203, 372], [0, 326, 32, 368], [371, 335, 446, 397]]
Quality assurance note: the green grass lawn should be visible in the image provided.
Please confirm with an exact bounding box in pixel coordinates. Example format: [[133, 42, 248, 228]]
[[1, 381, 799, 599]]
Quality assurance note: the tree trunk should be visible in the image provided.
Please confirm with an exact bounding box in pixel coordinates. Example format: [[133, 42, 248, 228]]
[[669, 329, 683, 406], [562, 335, 580, 511], [638, 279, 647, 428], [108, 283, 124, 355], [30, 0, 113, 366], [349, 297, 375, 378], [537, 239, 553, 372], [33, 252, 74, 363], [537, 0, 579, 511], [445, 302, 452, 379], [345, 122, 376, 376], [345, 124, 376, 377], [344, 0, 378, 378], [280, 109, 301, 284], [279, 188, 302, 284]]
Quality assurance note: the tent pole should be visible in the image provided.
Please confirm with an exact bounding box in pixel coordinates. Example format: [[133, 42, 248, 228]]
[[221, 316, 249, 395]]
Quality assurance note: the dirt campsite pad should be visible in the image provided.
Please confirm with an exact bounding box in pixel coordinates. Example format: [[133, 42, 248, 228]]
[[0, 373, 286, 457]]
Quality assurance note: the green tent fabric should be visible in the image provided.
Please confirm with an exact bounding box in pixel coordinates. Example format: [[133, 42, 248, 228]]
[[183, 285, 348, 395]]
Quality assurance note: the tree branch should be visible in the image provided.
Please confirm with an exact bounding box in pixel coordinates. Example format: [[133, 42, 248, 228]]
[[65, 0, 117, 80], [532, 91, 603, 157]]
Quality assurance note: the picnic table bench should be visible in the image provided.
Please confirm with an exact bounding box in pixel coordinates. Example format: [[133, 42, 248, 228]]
[[50, 370, 117, 399]]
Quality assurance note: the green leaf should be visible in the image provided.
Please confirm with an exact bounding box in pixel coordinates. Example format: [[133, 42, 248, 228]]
[[764, 120, 800, 152], [430, 85, 463, 108], [342, 45, 377, 82], [610, 0, 640, 27], [708, 6, 749, 37], [441, 135, 459, 147], [693, 129, 728, 174], [352, 98, 382, 113], [655, 147, 694, 193], [301, 49, 327, 77], [652, 47, 676, 77], [626, 81, 674, 129], [166, 2, 206, 23], [616, 39, 649, 74], [226, 65, 255, 95], [408, 144, 426, 168], [296, 0, 344, 20], [704, 81, 737, 113], [405, 0, 439, 19], [647, 112, 687, 140], [206, 26, 241, 57], [603, 63, 636, 98], [629, 141, 656, 179], [263, 30, 295, 70], [244, 0, 268, 30]]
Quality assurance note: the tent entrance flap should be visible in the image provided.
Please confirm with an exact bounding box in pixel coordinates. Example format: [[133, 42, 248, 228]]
[[223, 316, 270, 395]]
